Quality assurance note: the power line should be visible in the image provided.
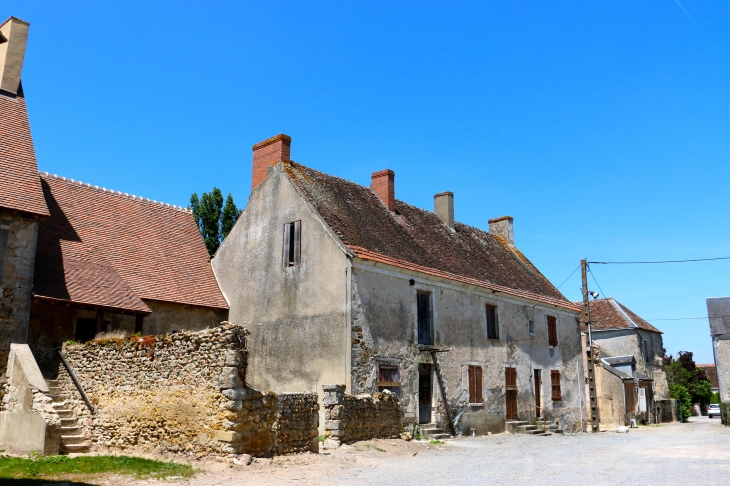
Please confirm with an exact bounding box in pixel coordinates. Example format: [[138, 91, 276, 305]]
[[588, 266, 607, 300], [648, 316, 730, 321], [589, 256, 730, 265], [556, 265, 580, 290]]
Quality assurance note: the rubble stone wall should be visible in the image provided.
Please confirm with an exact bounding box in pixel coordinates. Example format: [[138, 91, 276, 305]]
[[57, 324, 318, 457], [322, 385, 402, 446]]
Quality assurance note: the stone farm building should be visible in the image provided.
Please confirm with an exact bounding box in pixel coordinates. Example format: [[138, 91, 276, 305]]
[[212, 134, 586, 435], [0, 16, 228, 378], [580, 298, 670, 427]]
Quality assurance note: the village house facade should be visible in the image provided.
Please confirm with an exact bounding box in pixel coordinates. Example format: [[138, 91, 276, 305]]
[[581, 298, 669, 427], [212, 134, 585, 435], [707, 297, 730, 405]]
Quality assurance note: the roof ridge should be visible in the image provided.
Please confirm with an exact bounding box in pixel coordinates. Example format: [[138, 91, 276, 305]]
[[609, 298, 638, 328], [39, 172, 191, 213]]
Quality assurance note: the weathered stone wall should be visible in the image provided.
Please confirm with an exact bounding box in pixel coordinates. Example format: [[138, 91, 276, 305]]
[[57, 324, 318, 457], [0, 209, 39, 381], [322, 385, 402, 447]]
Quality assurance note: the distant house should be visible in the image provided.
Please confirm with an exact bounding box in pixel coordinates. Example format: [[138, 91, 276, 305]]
[[580, 298, 669, 427], [0, 16, 228, 377], [696, 364, 719, 394], [212, 134, 585, 435], [706, 297, 730, 404]]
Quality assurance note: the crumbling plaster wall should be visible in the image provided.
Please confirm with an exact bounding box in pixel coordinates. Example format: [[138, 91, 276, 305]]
[[212, 164, 349, 430], [594, 365, 626, 428], [0, 209, 39, 381], [350, 263, 583, 435]]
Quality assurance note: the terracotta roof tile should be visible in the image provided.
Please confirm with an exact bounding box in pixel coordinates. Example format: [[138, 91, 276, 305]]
[[579, 298, 662, 333], [697, 364, 718, 388], [0, 88, 49, 216], [34, 174, 228, 311], [283, 161, 575, 310]]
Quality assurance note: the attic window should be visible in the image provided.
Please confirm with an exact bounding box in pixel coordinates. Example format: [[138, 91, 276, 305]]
[[547, 315, 558, 347], [486, 305, 498, 340], [282, 221, 301, 267]]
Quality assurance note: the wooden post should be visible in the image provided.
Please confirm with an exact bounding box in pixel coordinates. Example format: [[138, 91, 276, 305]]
[[430, 351, 456, 436], [582, 259, 600, 432]]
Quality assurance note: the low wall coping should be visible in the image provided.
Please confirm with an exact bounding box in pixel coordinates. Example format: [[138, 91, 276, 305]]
[[9, 344, 47, 392]]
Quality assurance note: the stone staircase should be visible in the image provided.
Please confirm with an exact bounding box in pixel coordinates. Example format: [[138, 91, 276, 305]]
[[506, 420, 563, 436], [419, 423, 451, 440], [46, 379, 92, 453]]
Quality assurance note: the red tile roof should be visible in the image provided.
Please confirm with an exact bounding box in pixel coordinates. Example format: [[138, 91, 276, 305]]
[[283, 161, 577, 311], [34, 174, 228, 312], [0, 87, 49, 216], [697, 364, 718, 388], [579, 298, 661, 333]]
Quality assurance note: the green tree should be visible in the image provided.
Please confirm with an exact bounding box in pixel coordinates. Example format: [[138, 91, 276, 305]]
[[665, 351, 714, 421], [190, 188, 240, 256], [669, 383, 692, 421]]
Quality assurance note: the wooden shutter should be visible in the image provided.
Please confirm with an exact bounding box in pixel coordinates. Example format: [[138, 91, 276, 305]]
[[417, 292, 432, 345], [468, 366, 482, 403], [551, 370, 562, 401], [547, 316, 558, 346], [282, 222, 291, 267], [505, 367, 517, 387], [293, 220, 301, 265]]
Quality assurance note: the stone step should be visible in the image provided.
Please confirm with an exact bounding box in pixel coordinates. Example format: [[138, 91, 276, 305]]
[[420, 428, 444, 436], [505, 420, 529, 433], [430, 433, 451, 440], [60, 417, 78, 427], [60, 442, 91, 453], [60, 426, 83, 435], [49, 393, 71, 403], [56, 409, 74, 418], [46, 379, 60, 387], [516, 424, 538, 433], [52, 401, 69, 409], [61, 434, 87, 445], [47, 386, 62, 395]]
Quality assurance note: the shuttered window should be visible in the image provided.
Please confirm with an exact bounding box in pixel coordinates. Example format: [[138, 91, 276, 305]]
[[468, 365, 483, 404], [282, 221, 301, 267], [547, 316, 558, 347], [486, 305, 498, 340], [505, 367, 518, 419], [417, 291, 433, 345], [551, 370, 562, 401], [378, 360, 401, 398]]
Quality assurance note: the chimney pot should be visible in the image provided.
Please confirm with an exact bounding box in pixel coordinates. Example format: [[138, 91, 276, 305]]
[[0, 17, 30, 96], [371, 169, 395, 211], [488, 216, 514, 246], [434, 192, 454, 230], [251, 134, 291, 191]]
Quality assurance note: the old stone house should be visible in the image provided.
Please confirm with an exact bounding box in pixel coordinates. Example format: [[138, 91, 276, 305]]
[[706, 297, 730, 404], [0, 16, 228, 377], [580, 298, 669, 427], [212, 134, 585, 435]]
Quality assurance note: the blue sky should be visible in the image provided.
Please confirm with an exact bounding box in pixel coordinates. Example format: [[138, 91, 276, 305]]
[[7, 1, 730, 363]]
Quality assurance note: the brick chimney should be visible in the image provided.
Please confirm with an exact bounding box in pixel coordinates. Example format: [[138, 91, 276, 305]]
[[434, 192, 454, 230], [371, 169, 395, 211], [251, 134, 291, 191], [488, 216, 514, 245], [0, 17, 29, 96]]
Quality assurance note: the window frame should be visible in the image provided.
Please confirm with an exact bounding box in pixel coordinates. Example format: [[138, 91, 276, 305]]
[[528, 319, 534, 335], [468, 365, 483, 404], [377, 359, 401, 398], [486, 304, 499, 340], [550, 370, 562, 401], [282, 221, 301, 267], [416, 290, 433, 345], [547, 315, 558, 347]]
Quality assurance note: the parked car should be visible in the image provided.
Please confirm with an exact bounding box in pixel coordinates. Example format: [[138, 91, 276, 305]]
[[708, 404, 720, 418]]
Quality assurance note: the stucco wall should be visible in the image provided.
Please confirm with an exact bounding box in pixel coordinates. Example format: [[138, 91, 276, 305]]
[[350, 263, 583, 435], [0, 209, 39, 379], [212, 165, 349, 402], [714, 337, 730, 402], [595, 365, 626, 428]]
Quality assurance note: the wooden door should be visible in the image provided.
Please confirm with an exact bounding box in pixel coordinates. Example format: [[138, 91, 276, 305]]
[[419, 363, 432, 424], [505, 367, 518, 420], [624, 381, 635, 413], [534, 369, 541, 417]]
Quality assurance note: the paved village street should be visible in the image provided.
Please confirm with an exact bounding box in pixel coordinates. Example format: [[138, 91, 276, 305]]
[[99, 416, 730, 486]]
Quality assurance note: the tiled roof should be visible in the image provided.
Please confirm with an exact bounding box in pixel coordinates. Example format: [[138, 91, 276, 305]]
[[283, 161, 577, 311], [0, 87, 49, 216], [697, 364, 718, 388], [579, 298, 662, 333], [34, 174, 228, 311]]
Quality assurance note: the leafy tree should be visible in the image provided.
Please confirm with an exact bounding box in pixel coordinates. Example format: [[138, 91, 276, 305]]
[[669, 383, 692, 421], [664, 351, 713, 420], [190, 188, 240, 256]]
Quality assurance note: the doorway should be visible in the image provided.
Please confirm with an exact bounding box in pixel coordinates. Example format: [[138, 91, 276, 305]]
[[418, 363, 432, 424], [534, 369, 542, 418], [74, 318, 97, 343], [506, 367, 517, 420]]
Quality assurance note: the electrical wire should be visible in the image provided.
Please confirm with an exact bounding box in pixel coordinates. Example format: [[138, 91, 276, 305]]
[[556, 265, 580, 290], [588, 266, 607, 300], [648, 316, 730, 321], [589, 256, 730, 264]]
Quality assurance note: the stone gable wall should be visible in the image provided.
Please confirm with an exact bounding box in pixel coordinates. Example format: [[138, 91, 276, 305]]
[[57, 324, 318, 457]]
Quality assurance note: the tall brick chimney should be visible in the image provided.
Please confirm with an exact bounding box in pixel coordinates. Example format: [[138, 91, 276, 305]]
[[488, 216, 514, 246], [0, 17, 29, 96], [251, 134, 291, 191], [434, 192, 454, 230], [371, 169, 395, 211]]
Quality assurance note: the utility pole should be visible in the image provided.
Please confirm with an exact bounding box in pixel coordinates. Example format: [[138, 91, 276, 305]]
[[582, 259, 600, 432]]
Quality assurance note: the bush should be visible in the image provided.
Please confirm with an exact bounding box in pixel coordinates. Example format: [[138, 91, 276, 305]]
[[669, 383, 692, 422], [711, 392, 720, 404]]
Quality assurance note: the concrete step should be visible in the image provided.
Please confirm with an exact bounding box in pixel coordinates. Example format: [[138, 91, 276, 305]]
[[60, 442, 91, 453], [47, 386, 62, 395], [60, 417, 78, 427], [56, 409, 74, 418], [46, 379, 60, 387], [52, 401, 69, 409], [430, 433, 451, 440], [505, 420, 529, 433], [49, 393, 71, 403], [420, 428, 444, 436], [60, 426, 83, 435], [516, 424, 538, 433], [61, 434, 87, 445]]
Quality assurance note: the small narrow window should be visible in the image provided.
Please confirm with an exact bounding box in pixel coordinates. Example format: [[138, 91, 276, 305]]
[[547, 316, 558, 346], [528, 319, 534, 335], [486, 305, 498, 340], [282, 221, 301, 267], [641, 340, 649, 363], [551, 370, 562, 401], [0, 228, 8, 286], [468, 365, 483, 404], [378, 360, 401, 398], [417, 291, 433, 345]]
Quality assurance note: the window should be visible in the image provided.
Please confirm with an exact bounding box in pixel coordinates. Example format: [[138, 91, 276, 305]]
[[468, 365, 483, 404], [641, 340, 649, 364], [551, 370, 562, 401], [378, 360, 401, 398], [74, 318, 97, 343], [282, 221, 301, 267], [417, 291, 433, 345], [528, 319, 534, 335], [486, 305, 498, 340], [547, 316, 558, 346], [0, 228, 8, 286]]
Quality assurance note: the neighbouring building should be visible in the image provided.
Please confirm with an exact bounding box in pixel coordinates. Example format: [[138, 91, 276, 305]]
[[212, 134, 585, 436], [580, 298, 669, 427], [707, 297, 730, 404], [697, 364, 719, 395], [0, 16, 229, 377]]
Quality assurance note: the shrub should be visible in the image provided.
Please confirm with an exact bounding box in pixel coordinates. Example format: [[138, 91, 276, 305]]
[[669, 383, 692, 421]]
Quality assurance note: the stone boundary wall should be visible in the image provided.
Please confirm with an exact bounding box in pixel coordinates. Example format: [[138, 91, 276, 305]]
[[322, 384, 402, 448], [58, 324, 318, 457]]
